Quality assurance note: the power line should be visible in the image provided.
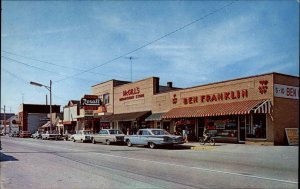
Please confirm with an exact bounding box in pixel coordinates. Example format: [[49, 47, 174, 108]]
[[54, 1, 237, 83], [2, 56, 102, 83], [2, 56, 59, 74], [1, 50, 129, 80], [2, 67, 70, 104], [2, 68, 30, 84]]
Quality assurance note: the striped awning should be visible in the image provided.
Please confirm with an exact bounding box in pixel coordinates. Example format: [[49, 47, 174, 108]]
[[162, 99, 272, 119], [253, 99, 272, 113]]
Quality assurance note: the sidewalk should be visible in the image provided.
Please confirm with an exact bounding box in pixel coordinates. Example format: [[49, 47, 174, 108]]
[[182, 141, 299, 152]]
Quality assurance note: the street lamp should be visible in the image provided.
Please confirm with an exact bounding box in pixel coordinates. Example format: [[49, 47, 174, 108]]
[[30, 80, 52, 134]]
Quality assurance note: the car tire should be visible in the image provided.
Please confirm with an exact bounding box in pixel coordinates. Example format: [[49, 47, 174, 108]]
[[92, 138, 96, 144], [127, 140, 132, 147], [73, 138, 76, 142], [149, 142, 156, 149], [106, 140, 111, 145]]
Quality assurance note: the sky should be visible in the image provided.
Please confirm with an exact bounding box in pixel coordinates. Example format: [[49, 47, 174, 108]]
[[1, 0, 299, 114]]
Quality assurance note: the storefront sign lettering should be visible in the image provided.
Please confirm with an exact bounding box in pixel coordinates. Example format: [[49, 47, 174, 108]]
[[123, 87, 140, 96], [81, 94, 102, 110], [81, 98, 101, 106], [119, 87, 145, 101], [274, 84, 299, 99], [182, 89, 248, 105]]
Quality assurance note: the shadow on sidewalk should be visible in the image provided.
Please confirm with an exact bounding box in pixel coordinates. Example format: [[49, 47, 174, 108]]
[[0, 152, 19, 162]]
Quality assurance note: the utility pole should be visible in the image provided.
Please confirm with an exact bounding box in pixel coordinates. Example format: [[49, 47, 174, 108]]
[[3, 105, 6, 134], [30, 80, 53, 134], [125, 56, 137, 82]]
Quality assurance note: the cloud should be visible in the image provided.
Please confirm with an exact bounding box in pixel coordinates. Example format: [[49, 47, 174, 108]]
[[142, 13, 265, 81]]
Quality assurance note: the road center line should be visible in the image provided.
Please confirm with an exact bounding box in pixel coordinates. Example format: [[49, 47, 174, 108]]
[[100, 153, 298, 185]]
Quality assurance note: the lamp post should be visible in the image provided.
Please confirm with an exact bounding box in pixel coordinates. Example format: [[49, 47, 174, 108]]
[[30, 80, 52, 134]]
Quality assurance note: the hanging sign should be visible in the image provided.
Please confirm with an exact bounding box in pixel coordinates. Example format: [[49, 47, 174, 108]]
[[81, 95, 102, 110]]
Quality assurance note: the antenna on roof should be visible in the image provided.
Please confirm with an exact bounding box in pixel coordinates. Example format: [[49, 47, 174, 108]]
[[125, 56, 138, 82]]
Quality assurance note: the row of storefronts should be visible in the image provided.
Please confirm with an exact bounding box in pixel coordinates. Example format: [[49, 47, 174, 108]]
[[62, 72, 299, 145]]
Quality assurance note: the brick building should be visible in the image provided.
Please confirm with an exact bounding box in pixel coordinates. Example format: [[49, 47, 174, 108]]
[[90, 72, 298, 145], [18, 104, 61, 133]]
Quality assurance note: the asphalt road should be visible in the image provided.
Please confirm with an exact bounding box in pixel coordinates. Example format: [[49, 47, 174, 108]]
[[0, 136, 298, 189]]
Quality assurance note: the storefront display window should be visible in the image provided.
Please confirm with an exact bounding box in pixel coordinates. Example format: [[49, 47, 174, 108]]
[[174, 119, 196, 141], [246, 114, 266, 139], [205, 116, 238, 138]]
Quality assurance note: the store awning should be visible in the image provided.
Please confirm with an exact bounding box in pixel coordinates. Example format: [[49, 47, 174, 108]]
[[103, 111, 151, 122], [162, 99, 272, 119], [253, 99, 272, 113], [145, 112, 165, 121]]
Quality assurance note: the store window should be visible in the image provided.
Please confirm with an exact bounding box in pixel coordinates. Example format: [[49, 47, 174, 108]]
[[246, 114, 266, 139], [205, 116, 238, 138]]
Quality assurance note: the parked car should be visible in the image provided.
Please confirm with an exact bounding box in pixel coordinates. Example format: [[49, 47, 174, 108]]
[[41, 132, 62, 140], [71, 130, 93, 143], [91, 129, 125, 145], [32, 131, 43, 139], [19, 131, 32, 138], [124, 129, 185, 149]]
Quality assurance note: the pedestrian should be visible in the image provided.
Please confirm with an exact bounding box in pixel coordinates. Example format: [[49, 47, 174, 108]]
[[183, 128, 188, 143]]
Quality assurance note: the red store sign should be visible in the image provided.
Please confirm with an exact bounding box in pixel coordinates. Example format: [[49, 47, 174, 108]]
[[173, 89, 248, 105], [119, 87, 145, 101]]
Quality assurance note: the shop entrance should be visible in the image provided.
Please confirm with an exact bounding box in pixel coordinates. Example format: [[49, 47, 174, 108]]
[[174, 119, 197, 141]]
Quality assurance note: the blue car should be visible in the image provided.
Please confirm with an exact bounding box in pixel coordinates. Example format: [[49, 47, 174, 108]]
[[124, 128, 184, 149]]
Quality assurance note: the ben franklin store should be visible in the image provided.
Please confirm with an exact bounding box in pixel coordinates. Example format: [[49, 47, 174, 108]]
[[159, 73, 299, 145]]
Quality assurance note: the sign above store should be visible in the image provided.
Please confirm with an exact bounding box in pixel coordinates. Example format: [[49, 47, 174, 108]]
[[274, 84, 299, 99], [119, 87, 145, 101], [172, 89, 248, 106], [81, 95, 102, 110]]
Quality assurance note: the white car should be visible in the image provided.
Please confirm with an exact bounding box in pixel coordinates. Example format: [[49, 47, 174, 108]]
[[71, 130, 93, 143], [92, 129, 125, 145]]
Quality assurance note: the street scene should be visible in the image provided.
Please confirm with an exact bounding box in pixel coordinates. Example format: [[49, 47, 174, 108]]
[[1, 136, 298, 189], [1, 1, 299, 189]]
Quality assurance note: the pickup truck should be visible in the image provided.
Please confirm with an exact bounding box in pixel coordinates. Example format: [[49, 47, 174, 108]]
[[91, 129, 125, 145], [124, 128, 184, 149], [71, 130, 93, 143], [41, 132, 62, 140]]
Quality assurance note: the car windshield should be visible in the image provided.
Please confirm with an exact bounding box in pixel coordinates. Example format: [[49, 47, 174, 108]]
[[83, 131, 91, 134], [151, 129, 170, 135], [109, 130, 123, 134]]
